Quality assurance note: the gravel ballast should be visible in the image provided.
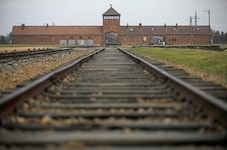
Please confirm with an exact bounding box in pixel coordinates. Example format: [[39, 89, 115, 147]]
[[0, 48, 95, 94]]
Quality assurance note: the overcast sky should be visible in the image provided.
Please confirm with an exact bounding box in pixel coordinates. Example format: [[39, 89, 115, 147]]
[[0, 0, 226, 35]]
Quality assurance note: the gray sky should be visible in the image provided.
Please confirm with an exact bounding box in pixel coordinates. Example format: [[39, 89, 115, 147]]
[[0, 0, 226, 35]]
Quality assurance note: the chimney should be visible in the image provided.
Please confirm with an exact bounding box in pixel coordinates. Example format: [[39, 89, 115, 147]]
[[21, 23, 25, 30], [139, 23, 142, 29], [176, 23, 178, 29], [164, 23, 166, 28]]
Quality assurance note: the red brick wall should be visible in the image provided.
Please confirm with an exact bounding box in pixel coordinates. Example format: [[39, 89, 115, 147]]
[[163, 35, 211, 45], [103, 19, 120, 45], [119, 34, 211, 45], [119, 34, 151, 45], [12, 35, 103, 46], [12, 33, 210, 45]]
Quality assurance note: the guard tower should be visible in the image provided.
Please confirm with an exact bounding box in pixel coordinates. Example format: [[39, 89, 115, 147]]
[[103, 5, 121, 45]]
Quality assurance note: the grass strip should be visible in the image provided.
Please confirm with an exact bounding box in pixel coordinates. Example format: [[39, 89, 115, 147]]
[[124, 46, 227, 87]]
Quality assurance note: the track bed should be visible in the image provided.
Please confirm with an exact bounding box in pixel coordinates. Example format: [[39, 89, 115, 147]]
[[0, 47, 226, 149]]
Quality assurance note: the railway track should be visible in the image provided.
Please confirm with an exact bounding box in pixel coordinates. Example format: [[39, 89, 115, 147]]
[[0, 47, 227, 149], [0, 48, 71, 63]]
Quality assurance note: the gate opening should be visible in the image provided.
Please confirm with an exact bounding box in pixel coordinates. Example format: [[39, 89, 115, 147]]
[[106, 32, 118, 45]]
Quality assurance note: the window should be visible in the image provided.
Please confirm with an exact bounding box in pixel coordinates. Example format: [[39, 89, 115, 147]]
[[170, 38, 176, 42], [51, 37, 55, 42], [104, 16, 119, 20], [143, 36, 147, 42]]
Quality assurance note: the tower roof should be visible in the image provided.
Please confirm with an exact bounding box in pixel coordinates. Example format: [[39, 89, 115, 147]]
[[103, 6, 120, 16]]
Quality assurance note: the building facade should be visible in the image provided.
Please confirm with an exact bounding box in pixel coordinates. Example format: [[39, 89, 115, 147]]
[[12, 6, 211, 45]]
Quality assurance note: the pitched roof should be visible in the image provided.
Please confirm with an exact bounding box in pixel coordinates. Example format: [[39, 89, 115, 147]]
[[121, 25, 211, 35], [12, 25, 211, 36], [103, 7, 120, 16], [12, 26, 103, 36]]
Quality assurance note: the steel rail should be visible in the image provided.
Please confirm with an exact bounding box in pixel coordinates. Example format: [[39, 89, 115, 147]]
[[1, 131, 227, 145], [0, 48, 104, 118], [119, 48, 227, 126], [0, 48, 71, 62]]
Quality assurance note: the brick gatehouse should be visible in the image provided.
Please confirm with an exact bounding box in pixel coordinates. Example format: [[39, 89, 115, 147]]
[[12, 6, 211, 46]]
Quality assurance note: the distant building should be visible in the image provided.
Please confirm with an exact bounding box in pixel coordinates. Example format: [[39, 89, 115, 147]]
[[12, 6, 211, 45], [0, 36, 4, 44]]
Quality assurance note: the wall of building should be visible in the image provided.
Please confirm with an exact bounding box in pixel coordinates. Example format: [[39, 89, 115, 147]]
[[119, 34, 211, 45], [120, 34, 151, 45], [12, 33, 211, 46], [163, 35, 211, 45], [12, 35, 103, 46]]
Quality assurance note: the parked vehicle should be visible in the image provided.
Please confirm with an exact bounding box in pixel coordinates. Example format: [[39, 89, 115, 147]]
[[151, 36, 164, 45]]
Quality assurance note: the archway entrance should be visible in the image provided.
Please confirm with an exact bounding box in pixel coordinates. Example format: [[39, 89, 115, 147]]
[[106, 32, 118, 45]]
